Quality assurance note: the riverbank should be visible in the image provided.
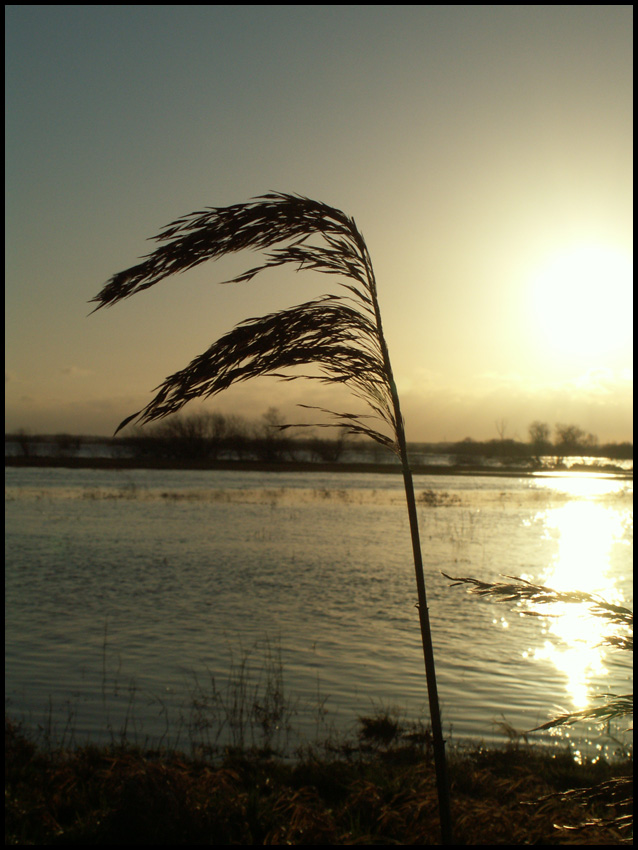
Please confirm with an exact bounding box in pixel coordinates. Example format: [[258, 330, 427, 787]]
[[4, 455, 632, 479], [5, 716, 631, 845]]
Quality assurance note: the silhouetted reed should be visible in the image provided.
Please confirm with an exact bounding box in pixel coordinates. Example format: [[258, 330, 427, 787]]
[[92, 192, 452, 840]]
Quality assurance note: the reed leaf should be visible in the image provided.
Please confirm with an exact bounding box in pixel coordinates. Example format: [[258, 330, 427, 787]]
[[524, 776, 633, 839], [529, 693, 633, 731], [442, 573, 633, 717], [92, 192, 453, 843], [442, 573, 633, 631]]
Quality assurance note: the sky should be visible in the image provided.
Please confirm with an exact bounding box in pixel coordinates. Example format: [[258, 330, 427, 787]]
[[5, 5, 633, 443]]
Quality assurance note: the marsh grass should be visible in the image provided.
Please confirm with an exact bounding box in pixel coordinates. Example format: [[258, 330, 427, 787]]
[[418, 489, 462, 507], [185, 637, 298, 758], [358, 710, 402, 747], [5, 713, 631, 845], [111, 632, 311, 758]]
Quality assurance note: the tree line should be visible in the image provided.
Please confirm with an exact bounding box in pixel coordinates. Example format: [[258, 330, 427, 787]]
[[6, 413, 633, 464], [436, 419, 632, 464], [120, 407, 350, 463]]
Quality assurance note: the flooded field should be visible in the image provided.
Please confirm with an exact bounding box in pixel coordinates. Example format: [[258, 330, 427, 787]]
[[5, 466, 633, 759]]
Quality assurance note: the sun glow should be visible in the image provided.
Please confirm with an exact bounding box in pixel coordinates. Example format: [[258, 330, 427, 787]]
[[529, 243, 632, 363]]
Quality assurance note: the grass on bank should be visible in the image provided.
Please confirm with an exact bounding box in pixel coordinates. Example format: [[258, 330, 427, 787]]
[[5, 714, 632, 845]]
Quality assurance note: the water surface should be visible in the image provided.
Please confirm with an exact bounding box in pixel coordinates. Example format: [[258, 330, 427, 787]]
[[5, 466, 632, 759]]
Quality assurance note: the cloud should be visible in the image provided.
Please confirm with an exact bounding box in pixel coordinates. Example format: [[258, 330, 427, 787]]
[[399, 368, 632, 443], [60, 366, 92, 378], [3, 366, 633, 443]]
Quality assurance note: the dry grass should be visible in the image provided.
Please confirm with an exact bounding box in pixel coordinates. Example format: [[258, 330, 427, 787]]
[[6, 716, 631, 845]]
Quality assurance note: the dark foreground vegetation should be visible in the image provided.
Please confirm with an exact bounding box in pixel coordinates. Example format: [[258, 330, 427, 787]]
[[6, 715, 631, 845]]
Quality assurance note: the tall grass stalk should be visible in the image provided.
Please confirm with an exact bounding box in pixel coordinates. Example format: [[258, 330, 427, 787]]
[[92, 192, 453, 842]]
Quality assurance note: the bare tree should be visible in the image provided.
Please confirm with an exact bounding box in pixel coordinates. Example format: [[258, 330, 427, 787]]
[[309, 429, 349, 462], [495, 417, 508, 440], [53, 433, 82, 457], [252, 407, 293, 462], [14, 428, 35, 458], [528, 420, 551, 461], [147, 411, 228, 460], [554, 423, 598, 455], [224, 413, 250, 460]]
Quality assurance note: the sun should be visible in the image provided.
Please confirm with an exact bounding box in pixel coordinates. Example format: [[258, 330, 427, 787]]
[[528, 243, 632, 364]]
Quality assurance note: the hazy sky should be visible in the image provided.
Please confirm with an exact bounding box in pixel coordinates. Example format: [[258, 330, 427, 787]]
[[5, 5, 633, 442]]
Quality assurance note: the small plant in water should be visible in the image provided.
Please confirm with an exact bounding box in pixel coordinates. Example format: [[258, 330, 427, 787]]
[[92, 193, 453, 841], [358, 710, 401, 747]]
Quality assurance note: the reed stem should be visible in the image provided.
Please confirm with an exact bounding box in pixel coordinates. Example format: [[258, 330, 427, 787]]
[[401, 461, 453, 844], [363, 240, 452, 843]]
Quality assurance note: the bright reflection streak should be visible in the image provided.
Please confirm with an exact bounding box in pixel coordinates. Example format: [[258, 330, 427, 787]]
[[526, 486, 630, 710], [532, 474, 629, 500], [541, 502, 625, 594]]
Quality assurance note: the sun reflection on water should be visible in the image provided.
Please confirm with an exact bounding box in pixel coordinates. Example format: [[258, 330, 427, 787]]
[[524, 481, 632, 713]]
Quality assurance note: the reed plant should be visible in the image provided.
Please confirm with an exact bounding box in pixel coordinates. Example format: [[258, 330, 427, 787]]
[[92, 192, 452, 841], [443, 572, 633, 838], [186, 636, 297, 758]]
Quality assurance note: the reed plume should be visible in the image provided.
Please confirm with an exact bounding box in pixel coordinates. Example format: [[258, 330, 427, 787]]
[[92, 192, 453, 843]]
